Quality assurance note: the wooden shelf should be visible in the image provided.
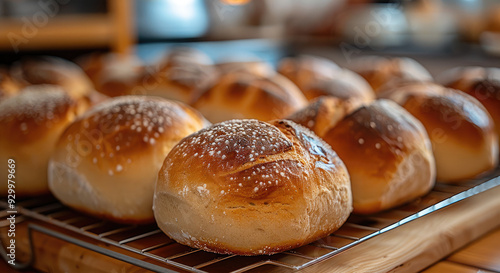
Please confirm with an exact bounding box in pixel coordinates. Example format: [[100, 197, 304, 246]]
[[0, 0, 134, 54], [0, 15, 113, 51]]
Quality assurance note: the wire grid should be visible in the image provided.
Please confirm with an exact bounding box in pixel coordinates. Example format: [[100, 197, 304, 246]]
[[1, 169, 500, 273]]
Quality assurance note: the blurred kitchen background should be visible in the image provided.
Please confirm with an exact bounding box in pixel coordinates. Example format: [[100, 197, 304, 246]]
[[0, 0, 499, 71]]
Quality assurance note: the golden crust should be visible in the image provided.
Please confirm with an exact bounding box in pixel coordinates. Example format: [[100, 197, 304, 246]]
[[0, 85, 83, 143], [159, 47, 213, 69], [192, 72, 308, 123], [324, 101, 421, 180], [49, 96, 210, 223], [403, 88, 494, 145], [287, 96, 360, 138], [78, 52, 145, 98], [56, 96, 209, 171], [216, 61, 275, 77], [0, 85, 91, 196], [278, 55, 340, 89], [382, 81, 498, 182], [10, 56, 94, 98], [350, 56, 433, 93], [322, 100, 435, 214], [438, 66, 500, 143], [279, 56, 375, 104], [154, 119, 352, 255]]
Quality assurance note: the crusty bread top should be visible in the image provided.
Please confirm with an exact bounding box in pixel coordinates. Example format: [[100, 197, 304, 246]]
[[350, 56, 433, 92], [192, 72, 308, 122], [287, 96, 360, 138], [56, 96, 210, 173], [0, 85, 82, 144], [381, 82, 495, 145], [160, 119, 342, 200], [279, 55, 374, 103], [323, 99, 430, 179], [10, 56, 94, 98]]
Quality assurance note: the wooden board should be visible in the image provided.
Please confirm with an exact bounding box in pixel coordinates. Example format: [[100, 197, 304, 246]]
[[447, 228, 500, 272], [298, 184, 500, 273], [422, 261, 496, 273], [1, 184, 500, 272]]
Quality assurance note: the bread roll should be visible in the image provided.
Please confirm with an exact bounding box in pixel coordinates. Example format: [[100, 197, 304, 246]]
[[159, 47, 213, 69], [132, 62, 219, 104], [192, 72, 308, 123], [154, 119, 352, 255], [216, 61, 275, 77], [278, 55, 340, 85], [437, 66, 500, 145], [216, 53, 275, 77], [78, 52, 145, 98], [0, 85, 91, 196], [279, 55, 374, 104], [287, 96, 360, 138], [11, 56, 94, 98], [48, 96, 209, 224], [380, 82, 498, 182], [279, 56, 375, 106], [321, 100, 435, 214], [350, 56, 433, 93]]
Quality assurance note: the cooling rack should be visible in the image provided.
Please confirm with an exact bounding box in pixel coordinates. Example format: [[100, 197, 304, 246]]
[[1, 168, 500, 273]]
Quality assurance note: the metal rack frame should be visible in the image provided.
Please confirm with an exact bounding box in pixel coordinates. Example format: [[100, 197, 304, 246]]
[[1, 169, 500, 272]]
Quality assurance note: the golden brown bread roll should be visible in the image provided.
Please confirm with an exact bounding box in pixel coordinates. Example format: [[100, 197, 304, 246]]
[[278, 55, 340, 85], [437, 66, 500, 145], [159, 47, 213, 69], [83, 57, 218, 104], [48, 96, 209, 224], [308, 99, 435, 214], [278, 55, 375, 106], [192, 72, 308, 123], [11, 56, 94, 98], [78, 52, 145, 98], [380, 82, 498, 182], [133, 61, 219, 104], [0, 85, 91, 196], [216, 61, 276, 77], [154, 119, 352, 255], [350, 56, 433, 93]]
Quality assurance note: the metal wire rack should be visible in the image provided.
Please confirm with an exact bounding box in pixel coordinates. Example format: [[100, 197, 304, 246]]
[[1, 168, 500, 273]]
